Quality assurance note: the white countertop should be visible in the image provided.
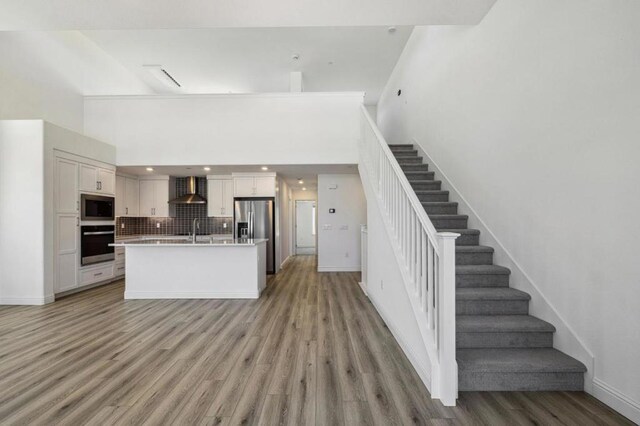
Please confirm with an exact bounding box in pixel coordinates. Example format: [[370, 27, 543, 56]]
[[111, 237, 267, 247], [116, 234, 232, 241]]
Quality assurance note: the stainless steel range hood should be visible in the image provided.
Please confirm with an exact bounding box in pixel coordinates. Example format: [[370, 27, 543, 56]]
[[168, 176, 207, 204]]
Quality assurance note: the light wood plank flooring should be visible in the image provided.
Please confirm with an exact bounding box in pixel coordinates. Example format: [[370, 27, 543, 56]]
[[0, 256, 632, 425]]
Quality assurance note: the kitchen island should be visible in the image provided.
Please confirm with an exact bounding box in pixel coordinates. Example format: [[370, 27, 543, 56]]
[[110, 237, 268, 299]]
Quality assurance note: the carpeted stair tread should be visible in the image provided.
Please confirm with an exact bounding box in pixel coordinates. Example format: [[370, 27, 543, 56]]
[[457, 348, 587, 374], [388, 144, 414, 150], [457, 315, 555, 333], [392, 151, 419, 157], [405, 171, 435, 179], [456, 265, 511, 275], [456, 288, 530, 301], [429, 214, 468, 220]]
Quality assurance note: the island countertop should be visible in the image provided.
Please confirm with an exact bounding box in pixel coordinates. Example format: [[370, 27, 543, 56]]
[[110, 238, 268, 247]]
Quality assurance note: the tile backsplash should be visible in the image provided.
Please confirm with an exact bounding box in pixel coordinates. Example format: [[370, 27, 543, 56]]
[[116, 177, 233, 237]]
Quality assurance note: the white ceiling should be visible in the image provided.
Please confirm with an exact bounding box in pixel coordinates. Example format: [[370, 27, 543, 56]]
[[116, 163, 359, 192], [0, 0, 497, 30], [81, 27, 413, 103]]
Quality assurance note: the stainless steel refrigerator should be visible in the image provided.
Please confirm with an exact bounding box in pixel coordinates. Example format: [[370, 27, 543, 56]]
[[234, 197, 275, 274]]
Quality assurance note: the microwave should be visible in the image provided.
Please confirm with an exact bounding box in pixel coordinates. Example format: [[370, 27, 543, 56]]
[[81, 194, 115, 221]]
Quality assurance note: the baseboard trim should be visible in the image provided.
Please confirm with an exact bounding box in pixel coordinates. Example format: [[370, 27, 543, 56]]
[[0, 296, 50, 305], [280, 255, 292, 269], [358, 281, 368, 296], [591, 378, 640, 424], [124, 291, 259, 300], [317, 266, 361, 272], [367, 292, 432, 393]]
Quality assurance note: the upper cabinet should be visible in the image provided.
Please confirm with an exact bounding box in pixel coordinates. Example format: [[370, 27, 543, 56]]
[[116, 175, 140, 217], [233, 173, 276, 197], [55, 158, 79, 214], [207, 176, 234, 217], [79, 164, 115, 195], [139, 177, 170, 217]]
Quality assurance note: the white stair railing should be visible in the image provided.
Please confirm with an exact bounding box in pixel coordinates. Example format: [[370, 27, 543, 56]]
[[358, 105, 459, 406]]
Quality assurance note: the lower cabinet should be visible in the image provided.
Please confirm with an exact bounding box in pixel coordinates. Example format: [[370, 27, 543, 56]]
[[80, 263, 114, 287]]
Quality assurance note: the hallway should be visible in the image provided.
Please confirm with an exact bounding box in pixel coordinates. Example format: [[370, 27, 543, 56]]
[[0, 256, 630, 425]]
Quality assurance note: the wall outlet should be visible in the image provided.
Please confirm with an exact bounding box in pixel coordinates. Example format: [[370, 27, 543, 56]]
[[223, 222, 227, 228], [380, 280, 384, 290], [121, 223, 125, 229], [345, 252, 349, 258], [156, 222, 160, 228]]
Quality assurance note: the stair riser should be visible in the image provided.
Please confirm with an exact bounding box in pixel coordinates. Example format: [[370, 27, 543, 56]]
[[392, 150, 418, 157], [456, 300, 529, 315], [456, 252, 493, 265], [415, 192, 449, 202], [459, 372, 584, 391], [456, 274, 510, 288], [406, 172, 435, 180], [432, 217, 467, 229], [457, 332, 553, 349], [400, 164, 429, 172], [455, 234, 480, 246], [411, 181, 442, 191], [422, 204, 458, 215], [396, 157, 423, 164]]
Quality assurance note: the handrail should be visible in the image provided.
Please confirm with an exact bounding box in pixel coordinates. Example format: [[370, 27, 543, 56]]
[[358, 105, 459, 406]]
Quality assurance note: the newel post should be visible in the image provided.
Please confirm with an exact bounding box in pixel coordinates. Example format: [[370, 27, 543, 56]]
[[436, 232, 459, 406]]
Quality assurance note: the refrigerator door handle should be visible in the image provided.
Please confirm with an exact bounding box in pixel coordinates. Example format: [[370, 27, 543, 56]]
[[250, 211, 254, 239]]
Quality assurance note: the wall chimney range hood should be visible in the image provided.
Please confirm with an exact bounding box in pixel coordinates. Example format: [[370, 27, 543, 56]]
[[169, 176, 207, 204]]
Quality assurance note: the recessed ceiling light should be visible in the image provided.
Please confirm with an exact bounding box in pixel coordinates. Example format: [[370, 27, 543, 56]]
[[302, 187, 307, 191], [298, 180, 304, 184], [387, 26, 397, 34], [261, 166, 269, 171], [146, 167, 154, 172], [203, 167, 211, 171], [292, 54, 300, 61]]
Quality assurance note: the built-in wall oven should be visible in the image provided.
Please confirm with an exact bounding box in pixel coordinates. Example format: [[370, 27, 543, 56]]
[[81, 225, 115, 266], [81, 194, 115, 221]]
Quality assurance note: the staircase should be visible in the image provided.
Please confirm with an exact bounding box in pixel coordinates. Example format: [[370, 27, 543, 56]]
[[389, 144, 587, 391]]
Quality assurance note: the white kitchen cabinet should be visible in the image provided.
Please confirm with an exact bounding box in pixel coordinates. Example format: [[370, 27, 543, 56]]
[[55, 214, 79, 293], [255, 176, 276, 197], [56, 158, 79, 214], [116, 175, 140, 217], [115, 175, 126, 216], [207, 176, 234, 217], [139, 177, 170, 217], [80, 263, 114, 286], [79, 164, 115, 194], [233, 174, 276, 197], [125, 177, 140, 216]]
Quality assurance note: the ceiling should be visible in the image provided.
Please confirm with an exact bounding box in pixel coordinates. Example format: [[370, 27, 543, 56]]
[[81, 27, 412, 103], [116, 163, 359, 192], [0, 0, 497, 30]]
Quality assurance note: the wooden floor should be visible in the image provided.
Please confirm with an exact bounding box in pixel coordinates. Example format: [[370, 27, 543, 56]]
[[0, 256, 632, 425]]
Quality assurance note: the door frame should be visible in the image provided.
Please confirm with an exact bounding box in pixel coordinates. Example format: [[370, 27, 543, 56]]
[[294, 199, 317, 255]]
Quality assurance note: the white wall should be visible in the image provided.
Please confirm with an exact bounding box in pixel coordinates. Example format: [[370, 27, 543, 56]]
[[0, 119, 116, 305], [317, 174, 366, 271], [0, 121, 46, 304], [376, 0, 640, 420], [84, 93, 364, 166]]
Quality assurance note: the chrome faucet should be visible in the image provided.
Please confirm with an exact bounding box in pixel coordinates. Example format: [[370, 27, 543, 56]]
[[192, 218, 200, 243]]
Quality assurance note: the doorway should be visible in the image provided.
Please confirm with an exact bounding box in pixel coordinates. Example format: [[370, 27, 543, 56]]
[[295, 200, 316, 255]]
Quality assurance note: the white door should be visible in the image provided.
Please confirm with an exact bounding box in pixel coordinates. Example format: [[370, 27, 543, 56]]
[[79, 164, 98, 192], [208, 179, 225, 217], [115, 175, 126, 217], [56, 158, 78, 214], [125, 177, 139, 216], [98, 168, 115, 194], [234, 177, 255, 197], [139, 180, 156, 216], [222, 179, 234, 216], [154, 180, 169, 217], [296, 200, 316, 255], [56, 214, 78, 292], [255, 176, 275, 197]]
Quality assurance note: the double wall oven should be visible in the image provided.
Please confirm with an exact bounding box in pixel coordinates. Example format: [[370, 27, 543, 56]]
[[80, 194, 115, 266]]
